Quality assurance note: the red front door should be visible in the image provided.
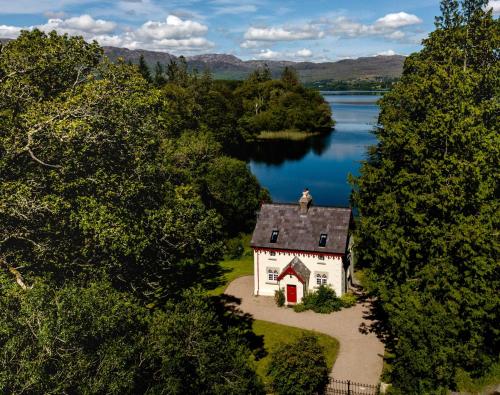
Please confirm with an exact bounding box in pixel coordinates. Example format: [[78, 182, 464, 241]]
[[286, 284, 297, 303]]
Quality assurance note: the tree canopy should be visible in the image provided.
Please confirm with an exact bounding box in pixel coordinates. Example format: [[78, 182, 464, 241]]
[[352, 2, 499, 393], [0, 30, 266, 393], [234, 66, 334, 138]]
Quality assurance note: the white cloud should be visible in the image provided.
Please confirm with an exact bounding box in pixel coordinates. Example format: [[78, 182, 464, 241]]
[[255, 48, 281, 59], [135, 15, 207, 40], [386, 30, 406, 40], [327, 12, 421, 39], [374, 12, 422, 29], [0, 25, 22, 39], [296, 48, 312, 58], [0, 14, 213, 54], [244, 25, 323, 41], [487, 0, 500, 14], [38, 15, 116, 35], [240, 40, 260, 48], [376, 49, 396, 56]]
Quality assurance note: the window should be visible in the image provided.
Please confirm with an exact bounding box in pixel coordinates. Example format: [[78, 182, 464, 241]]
[[319, 233, 327, 247], [316, 273, 328, 285], [267, 268, 278, 282], [270, 251, 276, 256], [318, 255, 325, 261], [270, 230, 279, 243]]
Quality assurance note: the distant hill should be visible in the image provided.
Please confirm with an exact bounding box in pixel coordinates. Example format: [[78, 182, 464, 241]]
[[1, 37, 405, 82]]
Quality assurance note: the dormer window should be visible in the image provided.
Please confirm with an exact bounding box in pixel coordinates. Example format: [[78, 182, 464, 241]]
[[270, 230, 279, 243], [319, 233, 327, 247]]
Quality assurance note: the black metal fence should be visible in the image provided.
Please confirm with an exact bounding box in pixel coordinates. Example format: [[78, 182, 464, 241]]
[[325, 378, 380, 395]]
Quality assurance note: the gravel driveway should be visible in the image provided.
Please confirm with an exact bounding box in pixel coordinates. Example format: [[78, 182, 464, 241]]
[[225, 276, 384, 386]]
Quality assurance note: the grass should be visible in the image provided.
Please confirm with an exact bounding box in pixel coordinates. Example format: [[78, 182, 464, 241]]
[[252, 320, 339, 386], [256, 129, 322, 141], [208, 234, 254, 296]]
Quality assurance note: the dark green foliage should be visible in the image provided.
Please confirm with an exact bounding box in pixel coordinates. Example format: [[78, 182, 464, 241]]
[[0, 30, 265, 393], [0, 279, 264, 394], [353, 2, 499, 392], [138, 54, 151, 82], [225, 236, 244, 259], [0, 276, 148, 394], [274, 288, 285, 307], [205, 156, 262, 234], [153, 61, 166, 86], [267, 334, 329, 395], [235, 67, 334, 139], [145, 289, 264, 395], [302, 285, 344, 314]]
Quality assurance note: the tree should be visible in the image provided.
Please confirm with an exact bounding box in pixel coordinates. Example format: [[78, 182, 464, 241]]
[[267, 334, 329, 395], [205, 156, 263, 234], [0, 31, 226, 301], [138, 54, 151, 82], [352, 2, 499, 392], [153, 61, 166, 86], [145, 289, 264, 394], [281, 66, 299, 87], [0, 277, 148, 394]]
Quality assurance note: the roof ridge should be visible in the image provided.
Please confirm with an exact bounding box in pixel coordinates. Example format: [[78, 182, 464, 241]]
[[262, 202, 351, 210]]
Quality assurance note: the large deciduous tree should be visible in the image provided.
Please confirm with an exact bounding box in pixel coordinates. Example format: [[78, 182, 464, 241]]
[[353, 2, 499, 392]]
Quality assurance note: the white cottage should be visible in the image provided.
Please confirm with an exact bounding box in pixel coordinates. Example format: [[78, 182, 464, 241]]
[[251, 190, 353, 304]]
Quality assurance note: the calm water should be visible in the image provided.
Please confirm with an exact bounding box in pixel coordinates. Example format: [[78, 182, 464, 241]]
[[249, 92, 382, 207]]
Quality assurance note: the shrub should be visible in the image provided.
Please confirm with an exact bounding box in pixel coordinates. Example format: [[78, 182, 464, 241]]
[[225, 236, 244, 259], [267, 333, 329, 395], [274, 288, 285, 307], [340, 293, 357, 308], [302, 285, 343, 314], [293, 303, 307, 313]]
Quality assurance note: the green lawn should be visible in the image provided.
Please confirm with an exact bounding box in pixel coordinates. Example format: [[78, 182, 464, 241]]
[[252, 320, 339, 386], [208, 234, 254, 296]]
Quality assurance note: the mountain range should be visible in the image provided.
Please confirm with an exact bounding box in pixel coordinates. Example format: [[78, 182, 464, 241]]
[[104, 46, 405, 82], [1, 38, 405, 82]]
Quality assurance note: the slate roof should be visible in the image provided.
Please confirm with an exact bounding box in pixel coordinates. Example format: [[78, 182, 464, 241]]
[[251, 203, 352, 255], [277, 256, 311, 285]]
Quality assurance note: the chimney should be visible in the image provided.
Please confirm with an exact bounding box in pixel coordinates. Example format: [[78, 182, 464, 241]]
[[299, 188, 313, 215]]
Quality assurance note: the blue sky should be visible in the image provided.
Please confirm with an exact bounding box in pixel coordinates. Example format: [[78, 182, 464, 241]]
[[0, 1, 498, 61]]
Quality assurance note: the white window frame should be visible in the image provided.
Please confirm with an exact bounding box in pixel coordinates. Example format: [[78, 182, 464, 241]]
[[316, 273, 328, 286], [267, 268, 279, 282]]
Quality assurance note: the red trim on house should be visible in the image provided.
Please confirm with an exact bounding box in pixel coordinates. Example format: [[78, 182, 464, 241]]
[[277, 265, 305, 283], [252, 246, 344, 258]]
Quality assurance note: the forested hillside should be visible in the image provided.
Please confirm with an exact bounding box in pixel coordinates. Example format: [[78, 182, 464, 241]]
[[0, 30, 269, 393], [353, 1, 499, 393]]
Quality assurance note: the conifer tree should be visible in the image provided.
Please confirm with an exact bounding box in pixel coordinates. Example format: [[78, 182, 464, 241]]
[[353, 2, 499, 392], [153, 61, 166, 86], [138, 54, 151, 82]]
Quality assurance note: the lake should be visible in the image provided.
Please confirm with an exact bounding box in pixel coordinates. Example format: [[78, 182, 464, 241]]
[[248, 92, 382, 207]]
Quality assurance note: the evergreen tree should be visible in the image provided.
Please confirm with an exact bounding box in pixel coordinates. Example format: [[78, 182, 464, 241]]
[[353, 2, 499, 392], [153, 61, 166, 86], [138, 54, 151, 82], [280, 66, 300, 87]]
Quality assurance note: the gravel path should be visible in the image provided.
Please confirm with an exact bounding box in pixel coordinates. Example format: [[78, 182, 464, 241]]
[[225, 276, 384, 386]]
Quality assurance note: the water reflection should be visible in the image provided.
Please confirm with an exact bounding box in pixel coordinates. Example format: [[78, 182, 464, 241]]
[[248, 92, 382, 207], [248, 132, 333, 166]]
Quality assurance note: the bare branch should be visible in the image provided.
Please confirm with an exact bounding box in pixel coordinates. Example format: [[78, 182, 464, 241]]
[[25, 146, 62, 168], [0, 258, 32, 290]]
